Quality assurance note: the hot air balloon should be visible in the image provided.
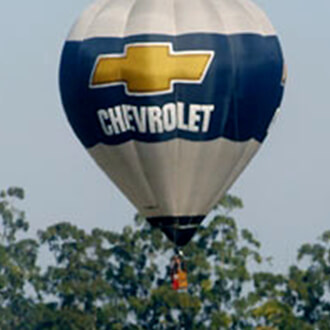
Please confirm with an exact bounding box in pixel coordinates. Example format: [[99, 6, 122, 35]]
[[59, 0, 285, 248]]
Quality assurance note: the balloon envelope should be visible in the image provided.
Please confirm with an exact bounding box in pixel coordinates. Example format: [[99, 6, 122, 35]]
[[59, 0, 285, 245]]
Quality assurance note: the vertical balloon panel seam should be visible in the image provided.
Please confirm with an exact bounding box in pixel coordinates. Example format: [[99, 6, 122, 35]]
[[123, 0, 160, 213]]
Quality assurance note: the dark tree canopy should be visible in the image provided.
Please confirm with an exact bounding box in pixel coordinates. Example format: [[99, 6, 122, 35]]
[[0, 187, 330, 329]]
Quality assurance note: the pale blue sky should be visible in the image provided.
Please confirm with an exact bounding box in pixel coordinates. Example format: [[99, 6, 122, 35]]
[[1, 0, 329, 271]]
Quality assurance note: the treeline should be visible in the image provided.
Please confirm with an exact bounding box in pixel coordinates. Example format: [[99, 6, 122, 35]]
[[0, 187, 329, 329]]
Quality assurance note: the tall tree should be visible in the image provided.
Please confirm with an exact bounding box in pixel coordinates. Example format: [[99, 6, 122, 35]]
[[0, 187, 39, 330], [35, 195, 264, 329]]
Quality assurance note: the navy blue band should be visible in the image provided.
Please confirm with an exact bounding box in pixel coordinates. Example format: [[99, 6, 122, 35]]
[[60, 33, 284, 147]]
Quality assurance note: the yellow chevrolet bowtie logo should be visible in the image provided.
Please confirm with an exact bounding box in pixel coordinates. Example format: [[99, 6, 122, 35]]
[[90, 43, 214, 95]]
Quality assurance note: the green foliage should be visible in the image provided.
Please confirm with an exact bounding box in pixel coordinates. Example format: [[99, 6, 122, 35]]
[[1, 187, 330, 329], [0, 188, 39, 330]]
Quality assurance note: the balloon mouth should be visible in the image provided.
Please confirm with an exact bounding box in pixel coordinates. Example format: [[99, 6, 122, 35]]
[[147, 216, 205, 246]]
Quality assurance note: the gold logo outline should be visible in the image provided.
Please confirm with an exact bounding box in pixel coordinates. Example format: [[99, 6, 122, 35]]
[[89, 42, 214, 96]]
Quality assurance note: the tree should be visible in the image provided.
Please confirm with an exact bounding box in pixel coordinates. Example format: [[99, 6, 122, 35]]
[[34, 194, 267, 329], [0, 187, 39, 330], [251, 233, 330, 329]]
